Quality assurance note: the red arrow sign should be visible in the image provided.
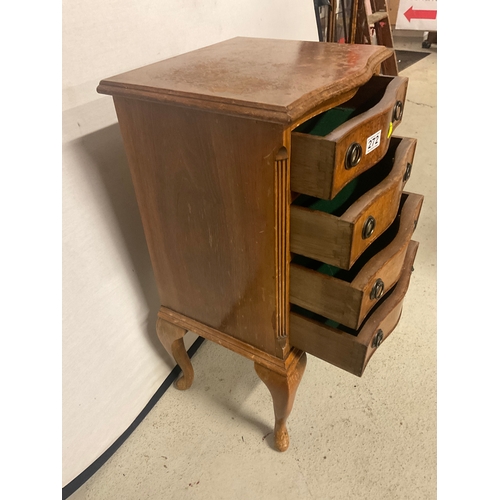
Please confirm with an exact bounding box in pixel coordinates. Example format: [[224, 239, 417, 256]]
[[404, 6, 437, 21]]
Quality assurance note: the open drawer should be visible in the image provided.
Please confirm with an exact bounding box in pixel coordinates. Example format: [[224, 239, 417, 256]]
[[289, 240, 419, 377], [290, 75, 408, 199], [290, 136, 417, 270], [290, 192, 423, 330]]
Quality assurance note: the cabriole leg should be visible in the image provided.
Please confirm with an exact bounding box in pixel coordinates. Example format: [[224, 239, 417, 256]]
[[255, 351, 307, 451], [156, 316, 194, 390]]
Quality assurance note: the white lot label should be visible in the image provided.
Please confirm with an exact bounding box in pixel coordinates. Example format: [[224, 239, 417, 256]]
[[366, 130, 381, 154]]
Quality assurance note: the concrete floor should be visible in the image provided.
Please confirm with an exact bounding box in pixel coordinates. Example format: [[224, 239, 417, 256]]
[[69, 43, 437, 500]]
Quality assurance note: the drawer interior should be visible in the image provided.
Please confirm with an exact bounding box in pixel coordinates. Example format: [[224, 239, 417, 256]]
[[294, 75, 394, 137], [292, 137, 403, 217], [291, 192, 408, 283]]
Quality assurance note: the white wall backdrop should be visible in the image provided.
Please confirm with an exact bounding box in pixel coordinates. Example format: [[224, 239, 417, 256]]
[[62, 0, 318, 487]]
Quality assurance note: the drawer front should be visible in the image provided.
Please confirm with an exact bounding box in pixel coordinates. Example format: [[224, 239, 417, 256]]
[[290, 136, 417, 270], [290, 192, 423, 329], [289, 240, 419, 377], [290, 75, 408, 199]]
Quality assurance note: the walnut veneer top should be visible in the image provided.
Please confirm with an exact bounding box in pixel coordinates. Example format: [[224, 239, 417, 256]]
[[97, 37, 392, 123]]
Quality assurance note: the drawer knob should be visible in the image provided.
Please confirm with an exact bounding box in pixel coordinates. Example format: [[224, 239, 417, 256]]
[[372, 329, 384, 348], [403, 162, 412, 182], [362, 216, 376, 239], [370, 278, 385, 300], [345, 142, 362, 169], [393, 100, 404, 122]]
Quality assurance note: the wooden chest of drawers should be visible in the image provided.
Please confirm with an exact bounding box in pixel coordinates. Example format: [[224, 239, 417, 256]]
[[97, 37, 423, 451]]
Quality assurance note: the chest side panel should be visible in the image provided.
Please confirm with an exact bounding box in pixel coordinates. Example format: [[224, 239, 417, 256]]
[[114, 97, 285, 356]]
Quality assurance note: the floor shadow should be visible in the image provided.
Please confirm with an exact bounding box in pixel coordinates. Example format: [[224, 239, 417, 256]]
[[187, 343, 276, 443], [73, 123, 167, 359], [395, 50, 430, 72]]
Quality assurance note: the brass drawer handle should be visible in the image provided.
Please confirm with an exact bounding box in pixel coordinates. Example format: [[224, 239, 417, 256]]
[[403, 162, 412, 182], [393, 100, 404, 122], [345, 142, 362, 170], [370, 278, 385, 300], [362, 215, 376, 239], [372, 329, 384, 348]]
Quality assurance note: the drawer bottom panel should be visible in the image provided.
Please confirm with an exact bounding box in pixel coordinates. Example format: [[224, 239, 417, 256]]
[[289, 240, 419, 376]]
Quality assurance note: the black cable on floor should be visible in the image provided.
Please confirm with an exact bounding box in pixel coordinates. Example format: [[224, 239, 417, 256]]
[[62, 336, 205, 499]]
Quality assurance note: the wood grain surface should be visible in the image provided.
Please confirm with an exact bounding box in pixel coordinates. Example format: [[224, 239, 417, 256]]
[[97, 37, 392, 124], [113, 97, 287, 357]]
